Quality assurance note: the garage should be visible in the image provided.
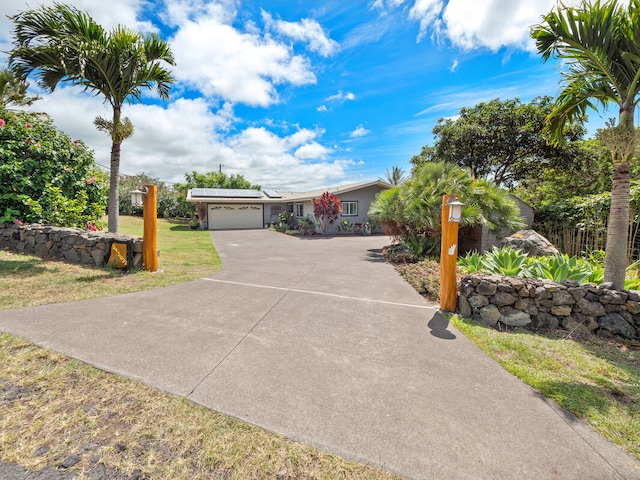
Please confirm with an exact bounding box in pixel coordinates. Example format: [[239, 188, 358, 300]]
[[208, 204, 263, 230]]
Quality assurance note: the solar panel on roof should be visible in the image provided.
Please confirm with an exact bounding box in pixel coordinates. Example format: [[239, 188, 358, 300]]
[[191, 188, 262, 198], [263, 189, 282, 198]]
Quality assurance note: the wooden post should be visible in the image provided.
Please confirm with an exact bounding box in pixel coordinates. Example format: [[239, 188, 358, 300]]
[[440, 194, 460, 312], [143, 184, 158, 272]]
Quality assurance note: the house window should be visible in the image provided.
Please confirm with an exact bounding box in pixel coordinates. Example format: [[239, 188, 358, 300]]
[[286, 203, 294, 213], [342, 201, 357, 216], [295, 203, 304, 217]]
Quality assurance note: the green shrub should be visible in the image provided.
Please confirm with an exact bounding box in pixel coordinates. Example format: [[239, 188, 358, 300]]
[[0, 107, 107, 227]]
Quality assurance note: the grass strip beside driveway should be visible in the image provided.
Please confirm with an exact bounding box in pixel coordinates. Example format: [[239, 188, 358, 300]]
[[0, 334, 402, 480], [450, 315, 640, 460], [0, 216, 222, 309]]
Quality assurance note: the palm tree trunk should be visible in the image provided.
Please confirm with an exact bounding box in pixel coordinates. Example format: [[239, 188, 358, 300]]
[[108, 140, 121, 233], [604, 161, 630, 288]]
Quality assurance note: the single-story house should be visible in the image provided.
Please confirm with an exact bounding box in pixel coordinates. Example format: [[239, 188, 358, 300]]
[[186, 180, 391, 232], [458, 194, 535, 254]]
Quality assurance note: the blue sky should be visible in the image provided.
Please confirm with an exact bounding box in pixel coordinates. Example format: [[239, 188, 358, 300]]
[[0, 0, 613, 190]]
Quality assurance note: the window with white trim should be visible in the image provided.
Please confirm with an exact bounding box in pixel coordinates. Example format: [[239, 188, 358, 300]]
[[295, 203, 304, 217], [342, 201, 357, 216]]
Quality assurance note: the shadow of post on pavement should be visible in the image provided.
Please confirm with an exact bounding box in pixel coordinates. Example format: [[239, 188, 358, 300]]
[[428, 311, 456, 340]]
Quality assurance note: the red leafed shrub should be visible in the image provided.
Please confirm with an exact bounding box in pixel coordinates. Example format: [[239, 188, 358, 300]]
[[312, 192, 341, 232]]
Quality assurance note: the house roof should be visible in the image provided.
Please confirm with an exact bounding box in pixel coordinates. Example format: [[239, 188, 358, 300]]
[[186, 179, 391, 204]]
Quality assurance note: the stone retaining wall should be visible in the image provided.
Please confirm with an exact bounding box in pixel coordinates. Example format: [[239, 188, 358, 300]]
[[0, 224, 143, 269], [458, 275, 640, 340]]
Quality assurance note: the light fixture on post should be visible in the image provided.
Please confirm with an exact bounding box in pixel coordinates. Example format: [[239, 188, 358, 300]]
[[130, 187, 147, 208], [440, 194, 465, 313], [129, 186, 158, 272], [447, 197, 465, 223]]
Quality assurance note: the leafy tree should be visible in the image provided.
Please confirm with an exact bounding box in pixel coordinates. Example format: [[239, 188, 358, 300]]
[[312, 192, 342, 232], [175, 171, 261, 192], [411, 97, 584, 187], [513, 138, 613, 208], [173, 170, 261, 220], [9, 3, 175, 233], [531, 0, 640, 288], [379, 166, 407, 185], [0, 67, 39, 107], [0, 106, 107, 227], [118, 173, 190, 218], [368, 162, 524, 255]]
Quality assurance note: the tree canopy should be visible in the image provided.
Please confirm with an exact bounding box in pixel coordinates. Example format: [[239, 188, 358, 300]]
[[411, 97, 584, 187]]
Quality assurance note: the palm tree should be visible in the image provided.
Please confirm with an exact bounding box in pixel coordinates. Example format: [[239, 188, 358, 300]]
[[380, 166, 407, 185], [368, 162, 524, 249], [531, 0, 640, 289], [9, 3, 175, 233], [0, 67, 39, 107]]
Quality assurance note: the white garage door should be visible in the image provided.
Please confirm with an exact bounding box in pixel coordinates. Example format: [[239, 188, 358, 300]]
[[208, 204, 263, 230]]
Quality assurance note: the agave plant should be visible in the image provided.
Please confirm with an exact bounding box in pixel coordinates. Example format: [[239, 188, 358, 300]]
[[530, 254, 593, 283], [458, 251, 485, 274], [481, 246, 531, 277]]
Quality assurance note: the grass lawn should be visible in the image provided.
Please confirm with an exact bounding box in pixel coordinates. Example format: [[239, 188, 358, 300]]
[[0, 216, 222, 309]]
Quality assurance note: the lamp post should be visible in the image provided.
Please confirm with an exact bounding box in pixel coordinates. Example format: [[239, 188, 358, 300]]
[[440, 194, 464, 312], [130, 185, 158, 272]]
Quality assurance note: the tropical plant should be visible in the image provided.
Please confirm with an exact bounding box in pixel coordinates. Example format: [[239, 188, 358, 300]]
[[0, 66, 39, 107], [531, 0, 640, 289], [0, 107, 107, 227], [312, 192, 341, 232], [369, 162, 524, 251], [298, 216, 316, 235], [480, 246, 532, 277], [9, 3, 175, 233], [529, 254, 593, 283], [379, 166, 407, 186], [457, 251, 485, 274]]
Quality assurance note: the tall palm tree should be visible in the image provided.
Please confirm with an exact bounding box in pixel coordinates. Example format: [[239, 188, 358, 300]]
[[380, 166, 407, 185], [9, 3, 175, 233], [531, 0, 640, 289]]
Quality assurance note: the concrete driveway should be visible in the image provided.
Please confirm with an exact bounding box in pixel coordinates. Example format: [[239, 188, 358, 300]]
[[1, 229, 639, 479]]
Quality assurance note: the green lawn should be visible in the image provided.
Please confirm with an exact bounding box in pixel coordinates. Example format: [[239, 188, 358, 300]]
[[450, 315, 640, 460], [0, 216, 222, 309]]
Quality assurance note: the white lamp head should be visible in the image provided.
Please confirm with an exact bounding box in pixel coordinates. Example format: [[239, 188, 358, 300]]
[[447, 197, 465, 223], [130, 188, 147, 207]]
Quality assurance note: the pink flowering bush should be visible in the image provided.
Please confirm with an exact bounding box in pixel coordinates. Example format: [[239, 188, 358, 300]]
[[0, 119, 5, 127], [0, 106, 107, 227]]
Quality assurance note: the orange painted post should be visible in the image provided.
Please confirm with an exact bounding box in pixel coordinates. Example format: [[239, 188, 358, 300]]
[[143, 184, 158, 272], [440, 194, 460, 312]]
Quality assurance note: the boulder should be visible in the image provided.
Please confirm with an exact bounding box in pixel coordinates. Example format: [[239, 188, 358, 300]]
[[500, 229, 559, 256], [598, 313, 637, 339]]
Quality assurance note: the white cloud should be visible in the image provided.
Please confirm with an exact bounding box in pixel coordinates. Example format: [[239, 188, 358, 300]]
[[295, 142, 333, 160], [170, 15, 316, 107], [450, 59, 459, 72], [409, 0, 444, 42], [263, 11, 339, 57], [350, 125, 370, 138], [406, 0, 585, 51], [327, 90, 356, 103], [317, 105, 328, 112], [27, 87, 345, 190]]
